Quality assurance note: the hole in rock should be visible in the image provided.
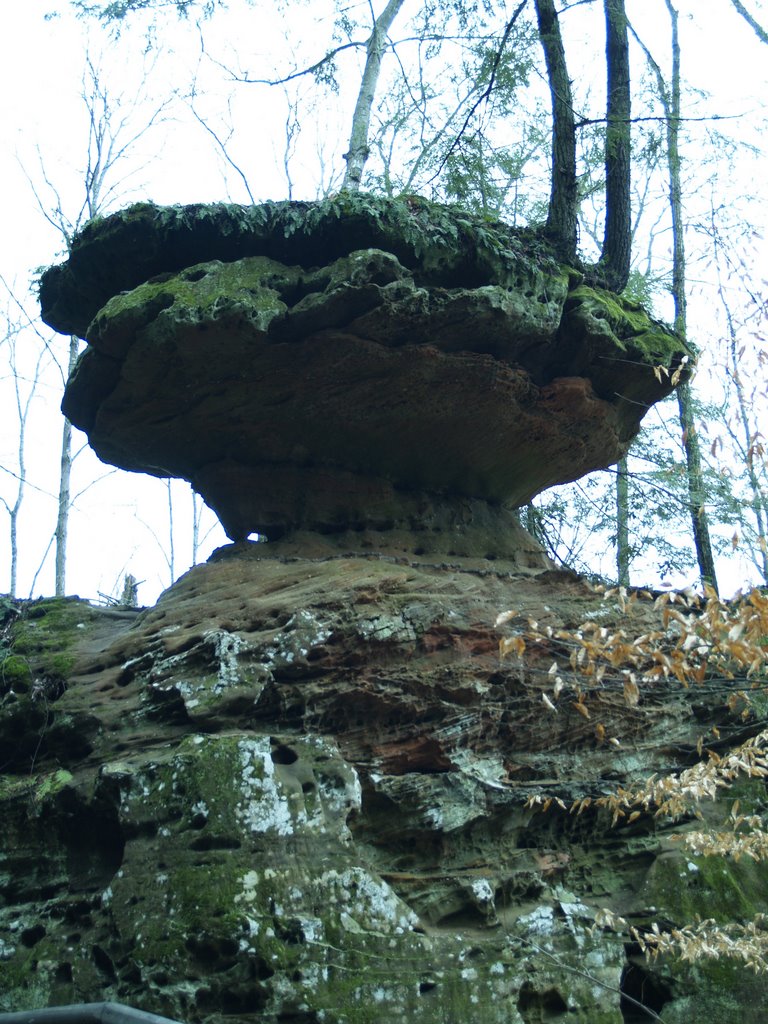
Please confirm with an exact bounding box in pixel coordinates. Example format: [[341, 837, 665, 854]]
[[419, 980, 437, 994], [188, 834, 242, 852], [119, 963, 141, 984], [60, 795, 125, 892], [271, 742, 299, 765], [275, 917, 306, 944], [186, 934, 240, 967], [196, 980, 269, 1014], [301, 781, 316, 794], [516, 982, 569, 1021], [20, 925, 46, 947], [181, 267, 209, 282], [92, 944, 117, 980], [620, 953, 672, 1023], [54, 962, 73, 983]]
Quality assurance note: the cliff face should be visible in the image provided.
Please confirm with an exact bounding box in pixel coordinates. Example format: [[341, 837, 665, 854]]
[[1, 553, 766, 1023]]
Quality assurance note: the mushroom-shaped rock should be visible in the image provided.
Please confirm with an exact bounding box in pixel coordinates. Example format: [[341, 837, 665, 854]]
[[40, 196, 690, 561]]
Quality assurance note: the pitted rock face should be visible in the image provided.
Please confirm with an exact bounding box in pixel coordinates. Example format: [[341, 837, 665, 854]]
[[2, 562, 765, 1022], [39, 197, 691, 547]]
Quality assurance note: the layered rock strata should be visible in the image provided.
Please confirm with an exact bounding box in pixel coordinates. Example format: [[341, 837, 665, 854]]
[[1, 559, 765, 1023], [39, 197, 690, 554]]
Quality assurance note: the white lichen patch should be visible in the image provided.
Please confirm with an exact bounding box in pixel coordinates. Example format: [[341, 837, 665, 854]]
[[262, 609, 331, 667], [469, 878, 496, 910], [317, 868, 420, 935], [143, 629, 267, 714], [517, 905, 556, 935], [204, 628, 246, 688], [237, 737, 301, 836]]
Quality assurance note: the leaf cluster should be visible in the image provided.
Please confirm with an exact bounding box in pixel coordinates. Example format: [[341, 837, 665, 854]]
[[501, 584, 768, 973]]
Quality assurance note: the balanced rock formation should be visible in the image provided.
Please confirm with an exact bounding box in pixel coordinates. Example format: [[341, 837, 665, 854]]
[[39, 196, 689, 557], [1, 564, 766, 1023], [10, 196, 745, 1024]]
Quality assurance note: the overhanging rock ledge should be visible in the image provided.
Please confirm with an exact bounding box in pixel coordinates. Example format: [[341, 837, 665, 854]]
[[39, 195, 691, 559]]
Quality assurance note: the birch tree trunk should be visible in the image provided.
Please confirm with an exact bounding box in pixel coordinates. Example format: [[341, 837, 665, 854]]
[[342, 0, 405, 191], [55, 336, 81, 596]]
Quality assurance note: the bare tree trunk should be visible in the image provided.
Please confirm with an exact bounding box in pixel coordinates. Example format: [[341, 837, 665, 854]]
[[664, 1, 719, 592], [533, 0, 577, 262], [598, 0, 631, 292], [192, 489, 201, 566], [616, 455, 630, 585], [630, 3, 718, 590], [342, 0, 405, 191], [2, 330, 46, 598], [677, 384, 719, 591], [26, 51, 168, 595], [166, 480, 176, 584], [55, 335, 81, 596]]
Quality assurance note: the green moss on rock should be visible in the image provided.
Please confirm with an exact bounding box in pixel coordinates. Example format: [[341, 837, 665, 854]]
[[9, 597, 96, 680], [40, 194, 566, 339], [566, 284, 689, 364]]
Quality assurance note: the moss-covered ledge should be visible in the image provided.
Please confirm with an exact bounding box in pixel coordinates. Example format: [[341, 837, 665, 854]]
[[38, 195, 691, 547], [39, 194, 569, 339]]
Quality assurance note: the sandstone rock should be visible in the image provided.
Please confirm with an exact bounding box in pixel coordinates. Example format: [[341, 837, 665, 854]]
[[1, 554, 764, 1022], [39, 197, 691, 551]]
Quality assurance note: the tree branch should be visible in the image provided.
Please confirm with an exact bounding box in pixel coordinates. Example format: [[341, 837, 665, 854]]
[[426, 1, 529, 186], [729, 0, 768, 44]]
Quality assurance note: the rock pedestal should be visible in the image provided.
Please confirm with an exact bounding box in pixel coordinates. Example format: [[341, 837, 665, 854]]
[[40, 196, 690, 549], [5, 197, 736, 1023]]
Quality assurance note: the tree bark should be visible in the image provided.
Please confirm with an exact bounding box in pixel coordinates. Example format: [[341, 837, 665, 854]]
[[729, 0, 768, 44], [342, 0, 405, 191], [533, 0, 577, 262], [598, 0, 631, 292], [616, 455, 630, 585], [664, 1, 719, 592], [55, 336, 81, 596]]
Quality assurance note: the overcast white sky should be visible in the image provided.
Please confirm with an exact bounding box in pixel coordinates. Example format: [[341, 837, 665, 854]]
[[1, 0, 766, 604]]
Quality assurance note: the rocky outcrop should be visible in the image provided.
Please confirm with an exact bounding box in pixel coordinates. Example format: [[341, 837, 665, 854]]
[[39, 197, 690, 549], [1, 554, 765, 1023], [16, 196, 732, 1023]]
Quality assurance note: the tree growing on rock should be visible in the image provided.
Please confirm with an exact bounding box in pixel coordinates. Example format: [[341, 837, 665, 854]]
[[68, 0, 636, 286]]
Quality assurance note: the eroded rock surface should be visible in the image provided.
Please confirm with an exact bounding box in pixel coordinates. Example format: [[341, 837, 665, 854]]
[[39, 197, 690, 545], [1, 553, 765, 1023]]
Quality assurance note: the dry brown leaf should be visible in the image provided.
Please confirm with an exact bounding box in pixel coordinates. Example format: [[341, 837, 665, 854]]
[[623, 677, 640, 707]]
